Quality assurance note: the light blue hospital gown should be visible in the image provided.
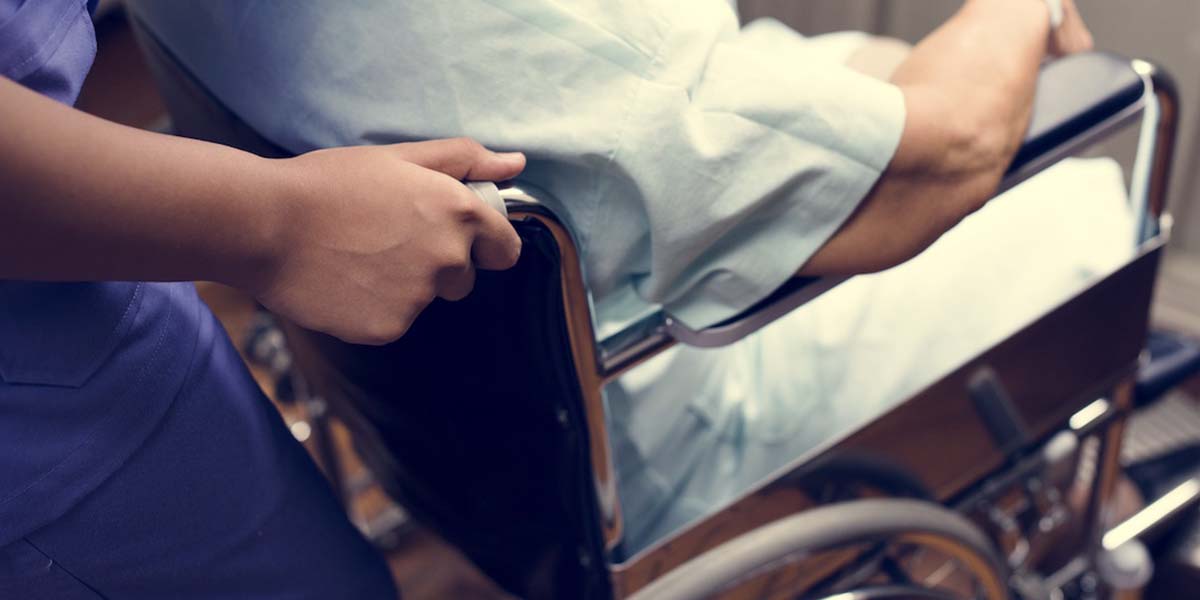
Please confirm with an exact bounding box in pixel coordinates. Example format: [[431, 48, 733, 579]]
[[129, 0, 1137, 554]]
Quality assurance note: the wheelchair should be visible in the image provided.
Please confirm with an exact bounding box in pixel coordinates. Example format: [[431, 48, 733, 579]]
[[130, 16, 1190, 598]]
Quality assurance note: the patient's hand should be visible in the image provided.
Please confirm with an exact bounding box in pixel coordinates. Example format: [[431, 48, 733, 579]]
[[799, 0, 1091, 277], [845, 0, 1092, 83], [1049, 0, 1094, 56], [254, 138, 525, 345]]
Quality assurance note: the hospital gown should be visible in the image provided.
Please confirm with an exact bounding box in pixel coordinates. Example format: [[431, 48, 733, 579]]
[[128, 0, 1138, 554]]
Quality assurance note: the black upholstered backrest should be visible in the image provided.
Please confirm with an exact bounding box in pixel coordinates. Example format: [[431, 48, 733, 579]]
[[130, 18, 611, 599]]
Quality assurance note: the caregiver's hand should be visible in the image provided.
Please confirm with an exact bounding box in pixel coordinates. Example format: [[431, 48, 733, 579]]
[[255, 138, 525, 345], [1, 71, 525, 347]]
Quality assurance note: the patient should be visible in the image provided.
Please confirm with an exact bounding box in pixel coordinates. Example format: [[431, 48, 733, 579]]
[[130, 0, 1135, 552]]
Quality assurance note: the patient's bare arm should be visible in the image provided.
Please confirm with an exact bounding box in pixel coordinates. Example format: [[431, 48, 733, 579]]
[[800, 0, 1092, 276]]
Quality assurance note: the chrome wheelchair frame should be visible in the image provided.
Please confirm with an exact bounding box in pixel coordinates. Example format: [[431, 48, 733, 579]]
[[130, 16, 1184, 597]]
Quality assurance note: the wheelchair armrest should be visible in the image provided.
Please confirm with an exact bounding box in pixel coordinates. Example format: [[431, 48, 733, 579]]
[[661, 52, 1158, 351], [1004, 51, 1148, 191]]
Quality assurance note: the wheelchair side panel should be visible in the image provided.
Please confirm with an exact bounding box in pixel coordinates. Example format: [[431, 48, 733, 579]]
[[612, 240, 1163, 597]]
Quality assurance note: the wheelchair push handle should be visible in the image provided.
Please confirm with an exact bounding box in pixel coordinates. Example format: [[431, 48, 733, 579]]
[[466, 181, 508, 217]]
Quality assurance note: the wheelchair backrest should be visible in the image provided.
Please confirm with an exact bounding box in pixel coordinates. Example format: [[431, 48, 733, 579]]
[[131, 19, 614, 597]]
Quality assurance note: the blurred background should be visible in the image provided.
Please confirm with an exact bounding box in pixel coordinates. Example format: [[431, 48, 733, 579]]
[[75, 1, 1200, 598]]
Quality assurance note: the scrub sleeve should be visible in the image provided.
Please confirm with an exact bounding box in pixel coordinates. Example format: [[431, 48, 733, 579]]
[[0, 1, 396, 597]]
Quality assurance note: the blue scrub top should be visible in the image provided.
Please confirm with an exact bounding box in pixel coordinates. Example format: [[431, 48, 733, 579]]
[[0, 0, 211, 545]]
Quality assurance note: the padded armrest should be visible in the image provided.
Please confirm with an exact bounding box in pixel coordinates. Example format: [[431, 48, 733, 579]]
[[1009, 52, 1146, 177], [660, 52, 1150, 351]]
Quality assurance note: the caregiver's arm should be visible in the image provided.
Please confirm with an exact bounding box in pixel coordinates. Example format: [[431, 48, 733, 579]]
[[800, 0, 1092, 275], [0, 75, 523, 344]]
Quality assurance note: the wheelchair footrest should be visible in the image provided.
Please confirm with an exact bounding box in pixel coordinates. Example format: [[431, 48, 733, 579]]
[[1136, 330, 1200, 407], [1123, 394, 1200, 500]]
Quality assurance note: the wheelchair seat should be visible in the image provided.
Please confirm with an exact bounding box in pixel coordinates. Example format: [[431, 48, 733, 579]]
[[130, 15, 1184, 598]]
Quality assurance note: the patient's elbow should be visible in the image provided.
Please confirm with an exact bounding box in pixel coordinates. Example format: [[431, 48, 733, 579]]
[[802, 92, 1018, 278], [899, 95, 1015, 230], [899, 84, 1017, 193]]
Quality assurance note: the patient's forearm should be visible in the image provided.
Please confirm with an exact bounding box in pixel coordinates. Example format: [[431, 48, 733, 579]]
[[800, 0, 1057, 275]]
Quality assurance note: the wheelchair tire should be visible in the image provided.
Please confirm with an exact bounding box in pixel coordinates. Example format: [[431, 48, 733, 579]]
[[627, 499, 1008, 600]]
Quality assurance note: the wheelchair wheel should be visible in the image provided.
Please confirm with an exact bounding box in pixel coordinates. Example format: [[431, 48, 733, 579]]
[[778, 453, 934, 504], [627, 499, 1008, 600]]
